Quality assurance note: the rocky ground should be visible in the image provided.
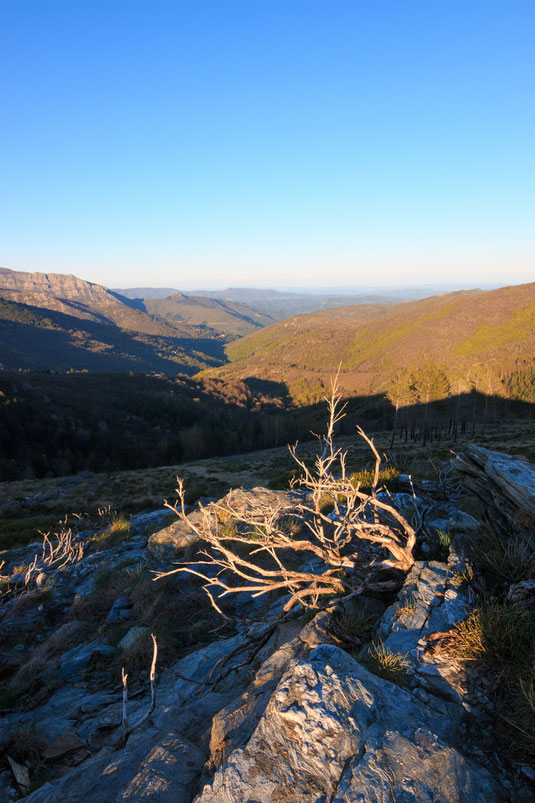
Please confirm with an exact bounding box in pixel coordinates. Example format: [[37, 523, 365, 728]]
[[0, 448, 534, 801]]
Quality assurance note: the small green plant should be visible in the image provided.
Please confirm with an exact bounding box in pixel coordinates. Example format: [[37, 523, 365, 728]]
[[427, 529, 452, 562], [365, 641, 411, 682], [450, 564, 474, 587]]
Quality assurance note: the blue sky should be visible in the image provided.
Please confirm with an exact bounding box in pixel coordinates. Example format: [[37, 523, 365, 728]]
[[1, 1, 534, 289]]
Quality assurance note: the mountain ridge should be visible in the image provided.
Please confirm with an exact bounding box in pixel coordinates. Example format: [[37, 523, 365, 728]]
[[203, 282, 535, 403]]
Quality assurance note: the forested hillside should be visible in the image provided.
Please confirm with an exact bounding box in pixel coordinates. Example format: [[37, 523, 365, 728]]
[[0, 298, 226, 374], [140, 293, 274, 337], [208, 283, 535, 406]]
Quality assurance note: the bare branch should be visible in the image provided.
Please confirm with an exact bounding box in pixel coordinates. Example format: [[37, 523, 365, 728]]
[[156, 374, 415, 618], [118, 634, 158, 749]]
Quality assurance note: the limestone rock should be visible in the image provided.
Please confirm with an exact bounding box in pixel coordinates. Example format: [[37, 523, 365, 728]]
[[373, 560, 470, 705], [195, 645, 503, 802], [146, 510, 205, 561]]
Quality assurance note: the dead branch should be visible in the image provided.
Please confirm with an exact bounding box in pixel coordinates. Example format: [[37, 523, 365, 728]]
[[118, 634, 158, 748], [158, 376, 416, 617], [40, 527, 84, 569]]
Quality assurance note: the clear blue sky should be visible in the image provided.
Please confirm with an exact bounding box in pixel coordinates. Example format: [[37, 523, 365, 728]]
[[1, 1, 534, 289]]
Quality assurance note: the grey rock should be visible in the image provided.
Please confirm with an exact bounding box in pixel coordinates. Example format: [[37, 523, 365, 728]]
[[55, 639, 116, 680], [375, 560, 470, 705], [454, 445, 535, 524], [195, 645, 504, 803], [146, 514, 202, 561], [130, 509, 174, 535], [28, 731, 204, 802], [118, 626, 151, 651]]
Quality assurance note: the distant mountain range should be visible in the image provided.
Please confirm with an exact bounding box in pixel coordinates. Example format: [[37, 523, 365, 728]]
[[0, 268, 436, 375], [116, 285, 424, 321], [2, 267, 534, 410]]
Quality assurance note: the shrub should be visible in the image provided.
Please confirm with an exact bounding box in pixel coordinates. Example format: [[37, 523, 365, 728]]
[[158, 379, 417, 615], [396, 597, 416, 618]]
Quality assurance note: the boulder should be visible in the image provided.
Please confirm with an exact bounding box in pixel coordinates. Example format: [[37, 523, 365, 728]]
[[54, 639, 116, 681], [146, 510, 205, 561], [195, 645, 504, 802]]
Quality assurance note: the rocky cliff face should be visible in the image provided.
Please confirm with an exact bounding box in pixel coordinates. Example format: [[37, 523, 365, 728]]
[[0, 456, 533, 800], [0, 267, 189, 337]]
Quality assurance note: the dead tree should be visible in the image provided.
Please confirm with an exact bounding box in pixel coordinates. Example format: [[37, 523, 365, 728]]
[[157, 378, 416, 616], [118, 634, 158, 748]]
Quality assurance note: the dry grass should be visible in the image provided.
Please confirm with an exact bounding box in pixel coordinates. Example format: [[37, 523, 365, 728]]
[[89, 514, 132, 549], [471, 525, 535, 586], [449, 564, 474, 587], [396, 597, 417, 618], [4, 621, 89, 704], [448, 602, 535, 765], [349, 466, 400, 492], [507, 676, 535, 764], [364, 641, 411, 682], [41, 621, 88, 659], [449, 604, 535, 679]]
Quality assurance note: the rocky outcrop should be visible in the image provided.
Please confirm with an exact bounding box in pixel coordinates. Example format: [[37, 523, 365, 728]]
[[195, 645, 504, 802], [0, 266, 183, 336], [0, 481, 526, 800], [373, 560, 471, 706], [147, 489, 303, 561]]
